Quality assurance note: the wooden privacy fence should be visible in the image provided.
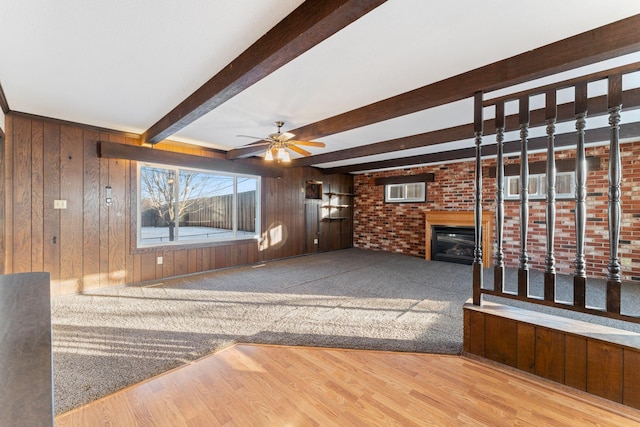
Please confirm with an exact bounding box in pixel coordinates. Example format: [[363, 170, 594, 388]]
[[180, 191, 256, 231], [471, 62, 640, 324], [142, 190, 256, 232]]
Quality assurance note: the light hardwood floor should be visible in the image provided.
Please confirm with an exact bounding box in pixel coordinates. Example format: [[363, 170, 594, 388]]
[[56, 344, 640, 426]]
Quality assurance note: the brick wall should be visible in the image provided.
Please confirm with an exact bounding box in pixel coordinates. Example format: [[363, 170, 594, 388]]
[[354, 139, 640, 282]]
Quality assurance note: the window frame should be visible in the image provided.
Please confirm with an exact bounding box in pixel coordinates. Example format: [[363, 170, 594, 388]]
[[136, 162, 261, 249], [384, 182, 426, 203], [505, 171, 575, 200]]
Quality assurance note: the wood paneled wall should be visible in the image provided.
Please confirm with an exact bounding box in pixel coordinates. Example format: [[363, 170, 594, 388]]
[[2, 113, 353, 296]]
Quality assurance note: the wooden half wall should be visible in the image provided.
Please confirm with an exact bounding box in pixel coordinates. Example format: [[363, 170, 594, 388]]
[[1, 113, 353, 296], [464, 301, 640, 409]]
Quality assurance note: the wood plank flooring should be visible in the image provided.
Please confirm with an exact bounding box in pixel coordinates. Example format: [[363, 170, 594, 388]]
[[55, 344, 640, 426]]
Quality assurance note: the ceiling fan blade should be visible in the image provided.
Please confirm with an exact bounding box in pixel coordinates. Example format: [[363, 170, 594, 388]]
[[279, 131, 296, 141], [237, 141, 271, 148], [236, 134, 268, 140], [288, 144, 312, 157], [289, 140, 325, 148]]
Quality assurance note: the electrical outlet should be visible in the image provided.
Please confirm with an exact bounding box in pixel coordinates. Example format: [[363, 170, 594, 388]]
[[54, 200, 67, 209], [157, 256, 163, 265], [313, 238, 318, 244]]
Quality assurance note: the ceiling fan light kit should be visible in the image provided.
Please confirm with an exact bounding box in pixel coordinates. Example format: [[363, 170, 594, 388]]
[[237, 121, 325, 163], [265, 144, 290, 163], [264, 149, 274, 161], [277, 147, 291, 162], [265, 121, 293, 163]]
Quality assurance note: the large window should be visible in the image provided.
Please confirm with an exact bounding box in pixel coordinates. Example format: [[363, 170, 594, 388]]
[[138, 163, 260, 247], [506, 171, 575, 200]]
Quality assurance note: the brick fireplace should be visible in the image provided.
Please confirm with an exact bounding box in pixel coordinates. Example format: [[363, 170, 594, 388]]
[[353, 140, 640, 282], [424, 211, 492, 268]]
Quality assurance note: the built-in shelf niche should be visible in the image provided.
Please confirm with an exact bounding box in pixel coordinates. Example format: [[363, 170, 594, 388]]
[[305, 180, 323, 200], [322, 191, 354, 221]]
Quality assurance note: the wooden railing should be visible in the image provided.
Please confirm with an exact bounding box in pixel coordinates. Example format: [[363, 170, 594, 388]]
[[472, 62, 640, 324]]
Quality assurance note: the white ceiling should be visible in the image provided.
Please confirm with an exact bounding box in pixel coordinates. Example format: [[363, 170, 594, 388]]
[[2, 0, 640, 172]]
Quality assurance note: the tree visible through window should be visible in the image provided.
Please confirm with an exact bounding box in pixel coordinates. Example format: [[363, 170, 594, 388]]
[[138, 164, 260, 246]]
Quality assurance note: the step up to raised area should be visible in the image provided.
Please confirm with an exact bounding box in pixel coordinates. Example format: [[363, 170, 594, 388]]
[[463, 300, 640, 410]]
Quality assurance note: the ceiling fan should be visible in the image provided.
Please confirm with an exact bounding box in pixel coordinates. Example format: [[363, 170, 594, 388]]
[[237, 121, 325, 162]]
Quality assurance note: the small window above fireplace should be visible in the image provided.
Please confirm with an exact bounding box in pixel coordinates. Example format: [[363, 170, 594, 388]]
[[385, 182, 426, 203]]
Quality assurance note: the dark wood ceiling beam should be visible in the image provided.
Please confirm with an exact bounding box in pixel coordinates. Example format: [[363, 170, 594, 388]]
[[98, 141, 283, 178], [227, 14, 640, 160], [293, 87, 640, 168], [294, 124, 472, 167], [0, 80, 10, 114], [228, 140, 284, 159], [482, 61, 640, 106], [322, 122, 640, 174], [141, 0, 387, 145]]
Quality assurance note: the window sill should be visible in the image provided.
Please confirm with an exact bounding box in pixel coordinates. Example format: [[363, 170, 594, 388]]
[[504, 196, 574, 201], [133, 237, 260, 254]]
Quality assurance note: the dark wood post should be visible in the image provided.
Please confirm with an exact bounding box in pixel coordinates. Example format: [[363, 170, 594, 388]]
[[607, 74, 623, 314], [544, 90, 557, 302], [518, 96, 530, 298], [494, 101, 505, 292], [473, 91, 484, 305], [574, 82, 588, 308]]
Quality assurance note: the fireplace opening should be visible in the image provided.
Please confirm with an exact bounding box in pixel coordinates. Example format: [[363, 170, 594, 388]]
[[431, 226, 476, 265]]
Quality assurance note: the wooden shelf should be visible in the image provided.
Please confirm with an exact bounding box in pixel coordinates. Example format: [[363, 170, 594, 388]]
[[319, 189, 353, 250], [324, 192, 354, 196]]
